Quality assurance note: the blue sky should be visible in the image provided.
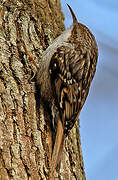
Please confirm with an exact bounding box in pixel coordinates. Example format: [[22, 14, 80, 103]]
[[61, 1, 118, 179]]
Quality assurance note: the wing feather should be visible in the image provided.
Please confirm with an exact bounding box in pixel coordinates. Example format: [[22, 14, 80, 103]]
[[49, 45, 97, 134]]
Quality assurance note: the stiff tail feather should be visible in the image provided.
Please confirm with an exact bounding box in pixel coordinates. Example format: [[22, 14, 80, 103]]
[[51, 118, 64, 177]]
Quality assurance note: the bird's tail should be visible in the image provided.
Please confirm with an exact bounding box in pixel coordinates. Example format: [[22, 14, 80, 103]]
[[51, 117, 64, 176]]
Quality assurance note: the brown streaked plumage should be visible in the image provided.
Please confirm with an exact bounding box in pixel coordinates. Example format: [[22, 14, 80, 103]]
[[37, 4, 98, 176]]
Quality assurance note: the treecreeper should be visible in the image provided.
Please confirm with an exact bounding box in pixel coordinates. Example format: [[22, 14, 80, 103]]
[[36, 4, 98, 176]]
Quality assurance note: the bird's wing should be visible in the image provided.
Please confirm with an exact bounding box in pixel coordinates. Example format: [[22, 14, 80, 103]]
[[49, 45, 92, 134]]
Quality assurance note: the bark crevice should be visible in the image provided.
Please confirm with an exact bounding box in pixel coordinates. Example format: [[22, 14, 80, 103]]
[[0, 0, 86, 179]]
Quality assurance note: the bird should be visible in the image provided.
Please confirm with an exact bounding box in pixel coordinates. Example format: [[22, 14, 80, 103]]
[[36, 4, 98, 175]]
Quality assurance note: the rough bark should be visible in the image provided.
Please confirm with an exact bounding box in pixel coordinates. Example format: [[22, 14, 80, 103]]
[[0, 0, 86, 179]]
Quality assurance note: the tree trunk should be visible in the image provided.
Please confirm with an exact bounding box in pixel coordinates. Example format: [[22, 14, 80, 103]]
[[0, 0, 86, 179]]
